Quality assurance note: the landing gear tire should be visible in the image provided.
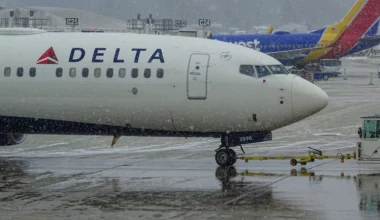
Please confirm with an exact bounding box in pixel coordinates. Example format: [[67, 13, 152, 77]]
[[323, 74, 329, 81], [215, 149, 229, 166], [215, 149, 237, 166], [227, 149, 237, 165]]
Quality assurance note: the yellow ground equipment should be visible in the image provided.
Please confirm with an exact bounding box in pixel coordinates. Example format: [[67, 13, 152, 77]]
[[239, 147, 356, 166]]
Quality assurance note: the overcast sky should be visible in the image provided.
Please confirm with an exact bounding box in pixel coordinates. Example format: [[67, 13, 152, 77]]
[[4, 0, 357, 30]]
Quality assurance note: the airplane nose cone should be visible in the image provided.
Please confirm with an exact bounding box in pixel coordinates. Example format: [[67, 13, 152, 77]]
[[292, 77, 329, 120]]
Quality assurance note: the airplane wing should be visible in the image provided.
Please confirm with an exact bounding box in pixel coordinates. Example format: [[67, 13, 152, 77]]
[[358, 35, 380, 42], [267, 47, 329, 60]]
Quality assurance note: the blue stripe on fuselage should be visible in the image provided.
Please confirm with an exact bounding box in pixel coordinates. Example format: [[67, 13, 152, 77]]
[[212, 33, 322, 66]]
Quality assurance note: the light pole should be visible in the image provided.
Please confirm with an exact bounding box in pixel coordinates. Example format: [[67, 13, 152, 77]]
[[9, 10, 13, 28]]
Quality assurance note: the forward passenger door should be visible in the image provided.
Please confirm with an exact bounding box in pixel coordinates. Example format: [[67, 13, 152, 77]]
[[187, 53, 210, 100]]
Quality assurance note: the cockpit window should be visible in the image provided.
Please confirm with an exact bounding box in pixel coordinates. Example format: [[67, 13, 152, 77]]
[[267, 65, 289, 74], [255, 66, 271, 77], [239, 65, 256, 77]]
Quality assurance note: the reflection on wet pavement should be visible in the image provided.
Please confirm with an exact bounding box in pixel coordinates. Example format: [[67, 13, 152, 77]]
[[0, 158, 319, 220], [1, 156, 380, 220]]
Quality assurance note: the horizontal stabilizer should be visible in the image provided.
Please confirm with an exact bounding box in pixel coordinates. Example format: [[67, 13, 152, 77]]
[[359, 35, 380, 42], [268, 47, 329, 60], [309, 28, 326, 34]]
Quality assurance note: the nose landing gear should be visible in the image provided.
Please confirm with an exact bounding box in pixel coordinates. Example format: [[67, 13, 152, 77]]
[[214, 132, 272, 166]]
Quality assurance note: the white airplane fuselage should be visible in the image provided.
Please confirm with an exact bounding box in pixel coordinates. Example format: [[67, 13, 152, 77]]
[[0, 30, 328, 139]]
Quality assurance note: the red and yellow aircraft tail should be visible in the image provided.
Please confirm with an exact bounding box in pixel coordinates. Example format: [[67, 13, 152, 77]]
[[301, 0, 373, 64], [323, 0, 380, 59]]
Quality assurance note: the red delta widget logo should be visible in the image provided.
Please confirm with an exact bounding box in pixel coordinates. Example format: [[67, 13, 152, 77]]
[[37, 47, 165, 64], [36, 47, 59, 64]]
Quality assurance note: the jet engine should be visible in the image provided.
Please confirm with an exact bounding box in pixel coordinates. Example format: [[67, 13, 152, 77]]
[[0, 134, 27, 146]]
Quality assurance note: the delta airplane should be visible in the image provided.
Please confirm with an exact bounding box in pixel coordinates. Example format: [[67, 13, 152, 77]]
[[213, 0, 380, 67], [0, 28, 328, 166]]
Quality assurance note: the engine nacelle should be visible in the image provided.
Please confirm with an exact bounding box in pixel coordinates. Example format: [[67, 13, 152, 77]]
[[0, 133, 27, 146]]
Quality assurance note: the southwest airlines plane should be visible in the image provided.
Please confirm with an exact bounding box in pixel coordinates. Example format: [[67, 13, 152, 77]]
[[0, 28, 328, 166], [213, 0, 380, 67]]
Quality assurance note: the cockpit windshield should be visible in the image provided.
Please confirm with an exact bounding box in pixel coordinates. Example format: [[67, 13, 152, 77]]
[[255, 66, 271, 78], [267, 65, 289, 74], [239, 65, 256, 77]]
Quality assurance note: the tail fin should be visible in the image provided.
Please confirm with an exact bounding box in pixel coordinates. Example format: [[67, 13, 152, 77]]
[[266, 25, 274, 34], [321, 0, 368, 45], [322, 0, 380, 58], [300, 0, 373, 64], [340, 0, 380, 38]]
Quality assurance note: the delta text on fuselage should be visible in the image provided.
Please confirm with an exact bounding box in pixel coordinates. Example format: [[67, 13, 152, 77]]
[[68, 48, 165, 63]]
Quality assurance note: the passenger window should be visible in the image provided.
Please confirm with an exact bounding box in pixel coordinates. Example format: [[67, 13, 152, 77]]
[[256, 66, 271, 77], [17, 67, 23, 77], [131, 68, 138, 78], [119, 68, 126, 78], [29, 67, 36, 77], [94, 68, 101, 78], [4, 67, 11, 77], [144, 68, 151, 78], [82, 68, 89, 78], [69, 68, 76, 78], [106, 68, 113, 78], [157, 69, 164, 78], [239, 65, 255, 77], [56, 68, 63, 78]]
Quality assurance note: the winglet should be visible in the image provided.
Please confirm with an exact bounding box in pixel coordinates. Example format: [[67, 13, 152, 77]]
[[266, 25, 274, 34]]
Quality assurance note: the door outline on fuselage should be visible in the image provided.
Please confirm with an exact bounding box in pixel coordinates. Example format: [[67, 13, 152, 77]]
[[187, 53, 210, 100]]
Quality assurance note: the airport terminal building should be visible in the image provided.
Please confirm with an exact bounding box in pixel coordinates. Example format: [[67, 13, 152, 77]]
[[0, 6, 223, 37], [0, 7, 128, 32]]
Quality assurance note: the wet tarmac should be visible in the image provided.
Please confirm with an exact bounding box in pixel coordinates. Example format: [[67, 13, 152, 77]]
[[1, 59, 380, 219]]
